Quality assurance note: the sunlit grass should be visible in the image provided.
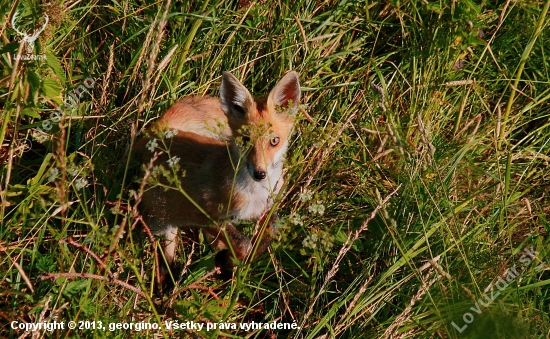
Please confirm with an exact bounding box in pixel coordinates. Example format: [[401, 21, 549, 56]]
[[1, 1, 549, 338]]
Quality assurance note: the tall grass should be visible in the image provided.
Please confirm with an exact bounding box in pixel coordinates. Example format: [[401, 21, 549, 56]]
[[1, 0, 549, 338]]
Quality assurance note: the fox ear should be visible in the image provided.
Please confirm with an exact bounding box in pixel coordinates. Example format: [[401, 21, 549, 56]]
[[268, 71, 301, 111], [220, 72, 254, 118]]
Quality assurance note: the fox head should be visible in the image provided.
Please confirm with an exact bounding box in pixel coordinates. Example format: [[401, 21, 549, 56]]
[[220, 71, 300, 182]]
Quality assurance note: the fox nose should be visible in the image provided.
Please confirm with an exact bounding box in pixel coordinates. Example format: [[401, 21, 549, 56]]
[[253, 169, 266, 181]]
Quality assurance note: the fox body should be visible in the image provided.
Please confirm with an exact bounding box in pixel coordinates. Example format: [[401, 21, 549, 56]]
[[135, 71, 300, 271]]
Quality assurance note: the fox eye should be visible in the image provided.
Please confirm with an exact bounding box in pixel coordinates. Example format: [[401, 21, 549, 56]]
[[242, 136, 251, 144], [270, 137, 280, 146]]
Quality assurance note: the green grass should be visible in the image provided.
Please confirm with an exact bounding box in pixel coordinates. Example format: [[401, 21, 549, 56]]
[[1, 0, 550, 338]]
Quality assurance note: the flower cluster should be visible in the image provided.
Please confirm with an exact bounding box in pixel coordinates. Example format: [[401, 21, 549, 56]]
[[146, 138, 158, 152], [67, 163, 80, 177], [163, 129, 178, 139], [302, 233, 318, 249], [32, 129, 49, 144], [298, 189, 326, 216], [47, 168, 59, 182], [167, 156, 180, 168], [298, 189, 313, 202], [74, 177, 88, 190], [308, 200, 325, 216], [289, 213, 305, 226], [302, 229, 333, 252], [145, 128, 179, 153], [47, 158, 91, 191]]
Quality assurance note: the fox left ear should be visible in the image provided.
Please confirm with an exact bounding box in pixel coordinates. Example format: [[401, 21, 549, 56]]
[[268, 71, 301, 111], [220, 72, 254, 119]]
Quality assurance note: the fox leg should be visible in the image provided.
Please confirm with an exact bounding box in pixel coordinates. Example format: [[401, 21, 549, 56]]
[[146, 223, 178, 289], [206, 212, 278, 262], [202, 223, 251, 279], [250, 212, 278, 260], [204, 214, 277, 278], [204, 223, 252, 262], [143, 192, 179, 268], [160, 225, 179, 266]]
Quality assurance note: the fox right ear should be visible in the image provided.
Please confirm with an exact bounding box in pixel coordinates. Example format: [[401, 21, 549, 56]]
[[220, 72, 254, 119], [267, 71, 301, 112]]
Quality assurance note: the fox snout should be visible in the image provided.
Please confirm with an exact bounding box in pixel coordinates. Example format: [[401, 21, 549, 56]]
[[245, 140, 277, 181], [245, 135, 288, 182], [253, 168, 267, 181], [247, 161, 267, 181]]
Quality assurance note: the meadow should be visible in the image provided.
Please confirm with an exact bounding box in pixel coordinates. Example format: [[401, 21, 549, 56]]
[[1, 0, 549, 338]]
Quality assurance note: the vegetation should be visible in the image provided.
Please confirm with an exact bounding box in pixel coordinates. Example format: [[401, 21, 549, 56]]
[[1, 0, 549, 338]]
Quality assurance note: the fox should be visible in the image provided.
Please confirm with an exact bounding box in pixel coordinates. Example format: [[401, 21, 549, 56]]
[[135, 71, 300, 278]]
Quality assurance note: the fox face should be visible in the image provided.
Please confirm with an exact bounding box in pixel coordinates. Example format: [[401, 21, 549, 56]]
[[220, 71, 300, 184]]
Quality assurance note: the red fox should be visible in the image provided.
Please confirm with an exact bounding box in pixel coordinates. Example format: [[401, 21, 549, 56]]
[[135, 71, 300, 277]]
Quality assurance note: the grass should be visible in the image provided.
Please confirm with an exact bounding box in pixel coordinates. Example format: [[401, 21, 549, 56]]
[[1, 0, 550, 338]]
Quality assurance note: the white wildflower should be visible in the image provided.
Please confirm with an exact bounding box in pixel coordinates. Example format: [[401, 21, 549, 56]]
[[75, 177, 88, 190], [308, 200, 325, 216], [167, 156, 180, 168], [47, 168, 59, 182], [32, 130, 49, 144], [150, 165, 161, 177], [163, 129, 178, 139], [110, 204, 121, 215], [319, 231, 334, 250], [146, 138, 158, 152], [302, 235, 317, 249], [289, 213, 304, 226], [67, 163, 79, 177], [303, 229, 334, 252], [289, 103, 308, 117], [298, 189, 313, 202], [273, 217, 287, 230]]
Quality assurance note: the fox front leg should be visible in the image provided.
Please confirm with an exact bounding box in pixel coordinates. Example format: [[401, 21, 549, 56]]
[[151, 225, 179, 289], [203, 223, 252, 279], [212, 212, 279, 279], [249, 211, 279, 260], [158, 225, 179, 266]]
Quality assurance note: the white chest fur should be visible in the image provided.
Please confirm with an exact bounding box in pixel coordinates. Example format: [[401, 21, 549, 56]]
[[232, 163, 283, 221]]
